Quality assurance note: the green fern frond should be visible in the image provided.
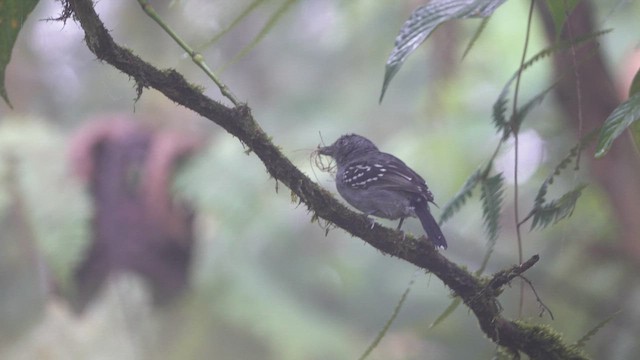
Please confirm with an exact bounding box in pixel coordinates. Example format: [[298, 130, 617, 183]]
[[358, 275, 416, 360], [518, 28, 611, 77], [219, 0, 299, 73], [533, 132, 596, 208], [476, 234, 497, 275], [380, 0, 508, 102], [545, 0, 581, 39], [595, 91, 640, 158], [491, 29, 610, 137], [492, 88, 510, 138], [430, 297, 463, 329], [198, 0, 265, 51], [574, 311, 620, 348], [439, 168, 482, 224], [530, 184, 586, 230], [507, 81, 558, 138], [480, 173, 504, 243], [462, 17, 491, 60]]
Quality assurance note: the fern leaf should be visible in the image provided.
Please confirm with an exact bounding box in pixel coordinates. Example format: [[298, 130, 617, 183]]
[[462, 17, 491, 60], [517, 28, 611, 77], [532, 132, 596, 209], [574, 311, 620, 348], [358, 275, 416, 360], [530, 184, 586, 230], [219, 0, 299, 73], [380, 0, 508, 102], [595, 92, 640, 158], [545, 0, 581, 39], [476, 234, 497, 275], [198, 0, 265, 51], [439, 168, 482, 224], [430, 297, 462, 329], [480, 173, 504, 243], [492, 87, 510, 138], [629, 67, 640, 97], [507, 82, 557, 138], [1, 0, 40, 107], [491, 29, 609, 138]]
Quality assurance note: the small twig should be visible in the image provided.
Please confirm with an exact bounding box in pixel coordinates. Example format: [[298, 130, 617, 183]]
[[517, 210, 535, 227], [470, 254, 540, 312], [136, 0, 240, 105], [518, 275, 554, 320], [489, 254, 540, 291]]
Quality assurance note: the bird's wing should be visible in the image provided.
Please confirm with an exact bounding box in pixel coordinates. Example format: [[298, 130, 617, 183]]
[[344, 156, 435, 203]]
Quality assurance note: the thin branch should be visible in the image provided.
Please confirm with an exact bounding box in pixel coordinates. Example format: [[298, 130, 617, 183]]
[[488, 254, 540, 291], [512, 0, 536, 318], [136, 0, 239, 105], [519, 275, 555, 320]]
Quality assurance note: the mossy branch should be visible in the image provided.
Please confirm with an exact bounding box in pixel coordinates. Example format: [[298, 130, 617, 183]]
[[63, 0, 588, 358]]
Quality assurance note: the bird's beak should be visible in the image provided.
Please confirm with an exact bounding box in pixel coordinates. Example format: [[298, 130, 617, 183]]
[[317, 144, 334, 157]]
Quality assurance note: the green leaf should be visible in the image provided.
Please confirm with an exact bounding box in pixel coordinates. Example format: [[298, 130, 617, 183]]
[[430, 297, 462, 329], [358, 275, 416, 360], [507, 81, 557, 137], [595, 92, 640, 158], [480, 173, 504, 243], [492, 83, 510, 138], [631, 120, 640, 159], [530, 184, 586, 230], [520, 28, 610, 74], [461, 16, 490, 60], [198, 0, 265, 51], [545, 0, 582, 39], [574, 311, 619, 348], [629, 68, 640, 98], [218, 0, 299, 73], [439, 167, 482, 225], [532, 138, 587, 208], [0, 0, 40, 108], [629, 69, 640, 156], [525, 133, 595, 230], [380, 0, 507, 102], [491, 28, 609, 138]]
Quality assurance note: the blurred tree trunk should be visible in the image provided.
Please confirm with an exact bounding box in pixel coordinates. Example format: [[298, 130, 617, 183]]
[[538, 2, 640, 357], [537, 1, 640, 259]]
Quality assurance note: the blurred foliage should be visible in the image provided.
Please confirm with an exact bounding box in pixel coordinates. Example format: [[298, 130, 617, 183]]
[[380, 0, 508, 102], [0, 0, 639, 359], [0, 0, 39, 107], [596, 91, 640, 158], [0, 117, 90, 346], [545, 0, 581, 40]]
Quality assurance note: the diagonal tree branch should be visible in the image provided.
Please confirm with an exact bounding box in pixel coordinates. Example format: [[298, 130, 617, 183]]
[[63, 0, 587, 358]]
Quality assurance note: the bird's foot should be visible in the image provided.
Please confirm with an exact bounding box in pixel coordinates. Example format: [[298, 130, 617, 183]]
[[365, 215, 376, 230]]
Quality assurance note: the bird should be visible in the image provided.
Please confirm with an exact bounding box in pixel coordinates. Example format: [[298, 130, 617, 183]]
[[318, 133, 447, 249]]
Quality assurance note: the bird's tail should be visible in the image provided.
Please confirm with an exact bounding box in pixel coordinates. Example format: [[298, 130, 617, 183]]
[[413, 201, 447, 249]]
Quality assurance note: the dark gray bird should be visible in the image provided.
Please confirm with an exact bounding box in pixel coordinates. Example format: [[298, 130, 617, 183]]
[[318, 134, 446, 249]]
